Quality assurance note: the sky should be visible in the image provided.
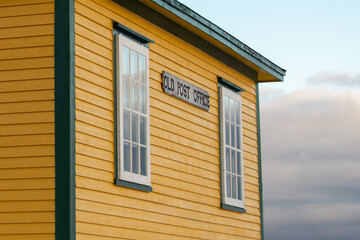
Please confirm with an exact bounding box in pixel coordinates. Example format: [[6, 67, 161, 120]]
[[179, 1, 360, 239]]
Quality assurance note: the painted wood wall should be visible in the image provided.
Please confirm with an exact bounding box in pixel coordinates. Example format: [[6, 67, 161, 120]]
[[0, 0, 55, 239], [74, 0, 261, 239]]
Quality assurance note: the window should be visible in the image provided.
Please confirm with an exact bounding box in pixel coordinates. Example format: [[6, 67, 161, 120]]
[[115, 33, 151, 188], [219, 86, 245, 210]]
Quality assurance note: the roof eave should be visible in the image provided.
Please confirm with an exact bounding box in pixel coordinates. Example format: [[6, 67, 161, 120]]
[[141, 0, 286, 82]]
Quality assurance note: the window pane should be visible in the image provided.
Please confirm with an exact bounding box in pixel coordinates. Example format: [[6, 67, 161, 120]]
[[131, 81, 138, 111], [235, 100, 240, 124], [226, 173, 231, 198], [230, 98, 235, 122], [231, 149, 236, 174], [226, 147, 230, 172], [139, 54, 146, 84], [139, 84, 146, 114], [123, 110, 130, 140], [122, 46, 129, 78], [140, 116, 147, 145], [236, 126, 241, 149], [237, 176, 242, 200], [130, 50, 137, 81], [123, 141, 130, 172], [132, 144, 139, 174], [224, 96, 229, 120], [140, 146, 147, 176], [132, 113, 138, 143], [237, 151, 241, 175], [231, 123, 235, 147], [232, 174, 236, 199], [123, 78, 130, 108], [225, 121, 229, 146]]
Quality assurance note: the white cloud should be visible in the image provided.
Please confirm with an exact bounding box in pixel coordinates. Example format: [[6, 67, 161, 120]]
[[260, 85, 360, 240], [307, 72, 360, 88]]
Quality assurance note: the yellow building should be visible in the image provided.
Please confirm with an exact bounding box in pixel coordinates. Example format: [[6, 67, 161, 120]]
[[0, 0, 285, 239]]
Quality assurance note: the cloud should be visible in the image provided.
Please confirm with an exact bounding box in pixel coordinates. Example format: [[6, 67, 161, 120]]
[[307, 72, 360, 88], [260, 85, 360, 240]]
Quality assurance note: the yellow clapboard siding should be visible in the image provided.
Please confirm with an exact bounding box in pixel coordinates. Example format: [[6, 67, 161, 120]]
[[75, 44, 112, 70], [75, 13, 112, 40], [151, 126, 218, 156], [77, 121, 113, 142], [0, 3, 53, 18], [0, 123, 54, 136], [0, 46, 54, 61], [75, 1, 110, 29], [0, 25, 53, 39], [0, 133, 54, 147], [75, 34, 112, 60], [0, 0, 52, 7], [0, 168, 54, 180], [0, 235, 54, 240], [0, 90, 53, 103], [0, 79, 54, 93], [76, 143, 113, 162], [0, 178, 54, 190], [0, 112, 54, 125], [0, 101, 54, 114], [77, 78, 112, 100], [0, 223, 54, 235], [75, 23, 112, 51], [75, 56, 112, 80], [0, 212, 54, 223], [76, 110, 112, 131], [0, 36, 54, 50], [0, 201, 54, 212], [76, 132, 113, 152], [76, 198, 260, 236], [0, 189, 54, 201], [0, 145, 54, 158], [76, 67, 113, 90], [0, 14, 54, 28], [77, 153, 113, 171], [0, 157, 54, 169], [76, 98, 113, 120], [76, 88, 112, 111], [0, 68, 53, 82], [0, 57, 54, 71]]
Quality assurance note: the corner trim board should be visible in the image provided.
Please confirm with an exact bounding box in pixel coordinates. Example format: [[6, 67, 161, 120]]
[[55, 0, 76, 239]]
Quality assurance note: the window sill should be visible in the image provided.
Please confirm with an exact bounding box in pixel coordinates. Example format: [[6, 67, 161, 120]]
[[114, 179, 153, 192], [221, 203, 246, 213]]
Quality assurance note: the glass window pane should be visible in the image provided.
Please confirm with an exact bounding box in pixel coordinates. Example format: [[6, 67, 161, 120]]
[[224, 96, 229, 120], [230, 98, 235, 122], [139, 54, 146, 84], [232, 174, 236, 199], [225, 121, 229, 146], [226, 173, 231, 198], [231, 149, 236, 174], [236, 126, 241, 150], [132, 113, 138, 143], [237, 151, 241, 175], [131, 81, 138, 111], [140, 116, 147, 145], [122, 46, 129, 78], [140, 146, 147, 176], [231, 123, 235, 148], [132, 144, 139, 174], [235, 100, 240, 125], [237, 176, 242, 200], [123, 141, 130, 172], [123, 78, 130, 108], [130, 50, 137, 81], [123, 110, 130, 140], [226, 147, 230, 172], [139, 84, 146, 114]]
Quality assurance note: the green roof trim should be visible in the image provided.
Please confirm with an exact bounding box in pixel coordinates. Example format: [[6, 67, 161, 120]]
[[149, 0, 286, 81]]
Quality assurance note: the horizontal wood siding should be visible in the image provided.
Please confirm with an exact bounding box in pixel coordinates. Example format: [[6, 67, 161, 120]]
[[75, 0, 260, 239], [0, 1, 55, 239]]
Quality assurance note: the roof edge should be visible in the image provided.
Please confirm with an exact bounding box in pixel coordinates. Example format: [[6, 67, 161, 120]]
[[149, 0, 286, 81]]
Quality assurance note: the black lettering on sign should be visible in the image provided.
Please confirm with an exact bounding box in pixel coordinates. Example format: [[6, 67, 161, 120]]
[[161, 71, 210, 111]]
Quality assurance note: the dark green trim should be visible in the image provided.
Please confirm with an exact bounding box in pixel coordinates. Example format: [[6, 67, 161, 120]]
[[113, 29, 119, 181], [255, 82, 265, 240], [113, 22, 154, 46], [114, 179, 153, 192], [217, 77, 245, 93], [221, 203, 246, 213], [55, 0, 76, 239]]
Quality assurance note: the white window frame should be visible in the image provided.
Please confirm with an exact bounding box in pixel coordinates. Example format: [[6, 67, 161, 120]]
[[116, 34, 151, 186], [219, 86, 245, 209]]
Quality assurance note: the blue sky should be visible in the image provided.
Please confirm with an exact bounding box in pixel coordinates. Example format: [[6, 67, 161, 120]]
[[179, 1, 360, 239]]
